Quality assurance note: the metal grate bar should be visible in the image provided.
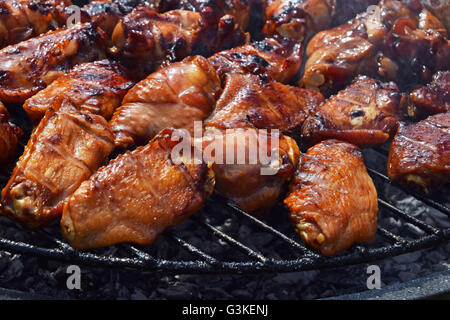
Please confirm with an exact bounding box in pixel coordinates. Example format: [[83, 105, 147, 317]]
[[191, 216, 268, 263], [377, 226, 407, 245]]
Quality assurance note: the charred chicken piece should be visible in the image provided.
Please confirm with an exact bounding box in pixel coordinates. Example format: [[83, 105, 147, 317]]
[[23, 60, 134, 124], [332, 0, 379, 26], [111, 56, 222, 149], [201, 128, 300, 214], [110, 7, 247, 72], [387, 112, 450, 194], [82, 0, 152, 35], [301, 76, 405, 148], [419, 0, 450, 33], [410, 70, 450, 116], [302, 0, 449, 93], [0, 0, 71, 49], [262, 0, 336, 42], [0, 23, 107, 103], [61, 128, 215, 250], [162, 0, 251, 31], [1, 96, 115, 228], [284, 139, 378, 256], [205, 73, 324, 133], [208, 36, 303, 84], [0, 102, 23, 168]]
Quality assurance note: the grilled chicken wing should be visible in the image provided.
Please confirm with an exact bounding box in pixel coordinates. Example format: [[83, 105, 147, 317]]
[[0, 0, 71, 49], [262, 0, 336, 42], [420, 0, 450, 33], [0, 102, 22, 168], [410, 70, 450, 115], [302, 0, 449, 93], [111, 7, 247, 72], [284, 140, 378, 256], [387, 112, 450, 194], [111, 56, 222, 149], [201, 73, 323, 214], [301, 76, 405, 147], [61, 128, 215, 249], [208, 36, 303, 84], [1, 96, 115, 228], [202, 128, 300, 214], [23, 60, 134, 124], [205, 73, 324, 133], [0, 23, 107, 103]]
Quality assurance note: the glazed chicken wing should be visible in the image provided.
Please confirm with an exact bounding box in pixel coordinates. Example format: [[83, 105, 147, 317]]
[[0, 0, 71, 49], [201, 128, 300, 214], [387, 112, 450, 194], [0, 23, 107, 103], [23, 59, 135, 124], [61, 128, 215, 250], [410, 70, 450, 115], [111, 56, 222, 149], [301, 76, 405, 148], [111, 6, 247, 72], [302, 0, 449, 93], [419, 0, 450, 33], [262, 0, 336, 42], [1, 96, 115, 228], [0, 102, 22, 168], [205, 73, 324, 133], [208, 36, 303, 84], [284, 140, 378, 256]]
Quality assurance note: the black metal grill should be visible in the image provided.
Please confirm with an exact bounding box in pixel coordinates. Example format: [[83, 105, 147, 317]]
[[0, 144, 449, 273]]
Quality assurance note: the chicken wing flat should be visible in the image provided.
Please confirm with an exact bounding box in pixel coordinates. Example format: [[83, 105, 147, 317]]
[[0, 23, 107, 103], [0, 102, 23, 168], [23, 59, 135, 124], [284, 140, 378, 256], [0, 0, 71, 49], [301, 76, 405, 148], [202, 128, 300, 214], [302, 0, 449, 93], [111, 56, 222, 149], [110, 7, 247, 72], [61, 128, 215, 250], [1, 96, 115, 228], [387, 112, 450, 194], [410, 70, 450, 115], [208, 36, 303, 84], [205, 73, 324, 133], [262, 0, 336, 42]]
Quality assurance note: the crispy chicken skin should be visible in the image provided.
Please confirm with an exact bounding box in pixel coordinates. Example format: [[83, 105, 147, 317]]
[[111, 6, 247, 72], [0, 23, 107, 103], [262, 0, 336, 42], [302, 0, 449, 93], [61, 128, 215, 250], [301, 76, 405, 148], [284, 140, 378, 256], [0, 0, 71, 49], [387, 112, 450, 194], [202, 128, 300, 214], [410, 71, 450, 115], [208, 36, 303, 84], [1, 97, 115, 228], [205, 73, 324, 133], [23, 60, 135, 124], [111, 56, 222, 149], [0, 102, 22, 168]]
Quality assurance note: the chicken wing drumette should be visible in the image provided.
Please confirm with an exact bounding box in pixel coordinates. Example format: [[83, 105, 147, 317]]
[[285, 140, 378, 256]]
